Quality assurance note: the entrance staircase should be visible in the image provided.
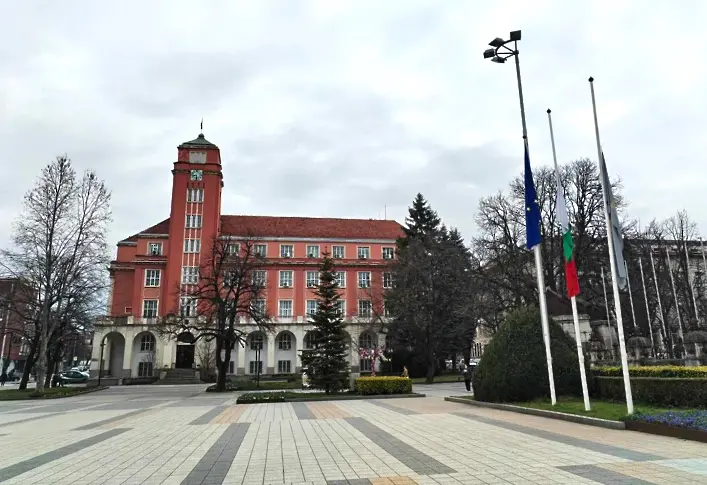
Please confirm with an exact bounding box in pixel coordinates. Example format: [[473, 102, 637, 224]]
[[158, 368, 202, 385]]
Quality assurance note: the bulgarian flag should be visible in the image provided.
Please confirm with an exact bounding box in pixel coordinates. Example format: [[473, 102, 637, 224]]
[[555, 176, 580, 298]]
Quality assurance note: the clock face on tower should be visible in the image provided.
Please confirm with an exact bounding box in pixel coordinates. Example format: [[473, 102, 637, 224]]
[[190, 169, 203, 181]]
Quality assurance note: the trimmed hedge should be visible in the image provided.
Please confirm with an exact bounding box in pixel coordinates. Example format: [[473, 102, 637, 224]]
[[123, 377, 159, 385], [595, 376, 707, 408], [594, 365, 707, 378], [355, 377, 412, 395]]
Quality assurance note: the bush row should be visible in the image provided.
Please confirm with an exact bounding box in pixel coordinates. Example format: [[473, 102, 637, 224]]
[[595, 376, 707, 409], [354, 377, 412, 395], [594, 365, 707, 378]]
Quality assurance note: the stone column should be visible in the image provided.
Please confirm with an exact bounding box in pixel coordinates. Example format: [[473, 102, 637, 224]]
[[266, 333, 276, 374]]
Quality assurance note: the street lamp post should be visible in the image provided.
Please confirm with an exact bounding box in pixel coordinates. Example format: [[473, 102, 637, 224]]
[[483, 30, 557, 405]]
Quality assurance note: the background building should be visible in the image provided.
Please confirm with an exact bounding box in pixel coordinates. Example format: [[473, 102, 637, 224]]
[[91, 132, 401, 380]]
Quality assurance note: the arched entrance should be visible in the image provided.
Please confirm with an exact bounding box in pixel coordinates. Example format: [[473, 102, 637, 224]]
[[176, 332, 196, 369], [105, 332, 125, 377]]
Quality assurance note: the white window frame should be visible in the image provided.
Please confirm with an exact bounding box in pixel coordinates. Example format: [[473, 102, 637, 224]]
[[142, 299, 158, 318], [358, 272, 371, 288], [180, 297, 197, 317], [278, 300, 293, 317], [280, 244, 294, 258], [252, 299, 266, 317], [306, 245, 320, 258], [185, 215, 202, 229], [279, 270, 293, 288], [334, 271, 346, 288], [144, 269, 160, 287], [304, 332, 318, 350], [278, 333, 292, 350], [249, 361, 263, 375], [306, 299, 318, 316], [332, 245, 345, 259], [189, 151, 207, 163], [182, 266, 199, 285], [382, 247, 395, 260], [138, 361, 154, 377], [148, 242, 162, 256], [184, 239, 201, 253], [226, 243, 240, 255], [254, 244, 267, 257], [277, 360, 292, 374], [249, 334, 264, 351], [357, 246, 370, 259], [252, 270, 267, 287], [358, 300, 372, 318], [140, 334, 155, 352], [383, 272, 393, 289], [306, 271, 320, 288], [360, 359, 371, 372], [187, 188, 204, 203], [335, 299, 346, 317]]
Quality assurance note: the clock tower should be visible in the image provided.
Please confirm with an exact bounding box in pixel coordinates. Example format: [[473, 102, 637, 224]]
[[163, 132, 223, 315]]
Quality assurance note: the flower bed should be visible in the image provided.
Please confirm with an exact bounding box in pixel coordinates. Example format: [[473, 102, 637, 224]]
[[626, 410, 707, 443], [594, 365, 707, 378]]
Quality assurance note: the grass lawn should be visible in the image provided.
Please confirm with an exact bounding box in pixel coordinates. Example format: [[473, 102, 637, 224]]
[[0, 386, 100, 401], [411, 374, 461, 384], [207, 379, 302, 392], [514, 397, 672, 421]]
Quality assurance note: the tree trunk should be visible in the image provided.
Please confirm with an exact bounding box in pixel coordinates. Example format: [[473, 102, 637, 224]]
[[19, 335, 40, 390], [35, 321, 49, 393], [425, 350, 435, 384], [214, 341, 230, 392], [44, 355, 55, 389]]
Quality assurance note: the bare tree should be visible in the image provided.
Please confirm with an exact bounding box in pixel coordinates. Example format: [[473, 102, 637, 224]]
[[1, 156, 111, 392], [196, 337, 217, 379], [157, 237, 271, 391]]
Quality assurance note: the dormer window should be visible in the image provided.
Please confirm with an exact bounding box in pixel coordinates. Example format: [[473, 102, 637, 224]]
[[189, 151, 206, 163]]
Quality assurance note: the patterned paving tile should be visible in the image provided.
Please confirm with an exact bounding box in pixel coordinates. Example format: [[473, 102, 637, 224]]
[[368, 400, 420, 415], [308, 401, 354, 419], [188, 405, 229, 425], [210, 405, 249, 424]]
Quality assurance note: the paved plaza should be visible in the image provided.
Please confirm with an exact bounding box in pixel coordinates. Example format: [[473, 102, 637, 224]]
[[0, 383, 706, 484]]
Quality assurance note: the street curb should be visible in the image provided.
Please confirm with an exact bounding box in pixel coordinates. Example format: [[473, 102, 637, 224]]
[[444, 396, 626, 430], [238, 393, 425, 404]]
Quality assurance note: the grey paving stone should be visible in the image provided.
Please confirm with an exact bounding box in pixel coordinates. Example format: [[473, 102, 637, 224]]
[[345, 417, 455, 475], [91, 400, 157, 411], [367, 400, 419, 415], [455, 412, 665, 462], [327, 480, 372, 485], [0, 428, 128, 482], [188, 405, 229, 425], [291, 402, 316, 420], [180, 423, 250, 485], [560, 464, 656, 484], [74, 408, 152, 430], [0, 413, 63, 429]]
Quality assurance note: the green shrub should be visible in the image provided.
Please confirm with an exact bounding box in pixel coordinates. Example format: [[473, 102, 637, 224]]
[[236, 391, 295, 404], [355, 376, 412, 395], [472, 306, 594, 403], [594, 365, 707, 378], [595, 376, 707, 409]]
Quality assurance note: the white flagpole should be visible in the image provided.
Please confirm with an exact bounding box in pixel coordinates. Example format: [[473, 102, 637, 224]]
[[649, 248, 668, 350], [601, 267, 615, 361], [638, 257, 656, 356], [666, 246, 685, 341], [684, 242, 699, 323], [624, 261, 637, 329], [547, 109, 590, 411], [589, 77, 633, 414]]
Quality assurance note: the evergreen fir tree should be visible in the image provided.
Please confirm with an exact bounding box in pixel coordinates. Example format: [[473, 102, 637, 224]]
[[300, 252, 350, 394], [403, 193, 441, 240]]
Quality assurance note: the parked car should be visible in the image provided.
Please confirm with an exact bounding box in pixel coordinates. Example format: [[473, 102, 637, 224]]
[[59, 370, 89, 384]]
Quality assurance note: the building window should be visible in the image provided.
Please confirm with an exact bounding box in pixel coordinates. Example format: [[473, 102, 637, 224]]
[[249, 333, 263, 351], [182, 266, 199, 284], [228, 361, 235, 374], [306, 245, 320, 258], [184, 239, 201, 253], [306, 271, 320, 288], [304, 332, 319, 350], [251, 270, 266, 287], [189, 151, 206, 163], [148, 242, 162, 256], [252, 299, 266, 317], [278, 333, 292, 350], [359, 333, 373, 349], [357, 247, 370, 259], [277, 360, 292, 374], [279, 271, 293, 288], [138, 362, 153, 377], [144, 269, 160, 287], [254, 244, 267, 257], [278, 300, 293, 317], [332, 245, 345, 259], [180, 297, 197, 317], [384, 301, 392, 318], [385, 334, 394, 350], [249, 361, 263, 375], [140, 333, 156, 351], [306, 300, 318, 316], [383, 272, 393, 289], [280, 244, 294, 258], [358, 272, 371, 288], [358, 300, 372, 318], [334, 271, 346, 288], [142, 300, 158, 318], [360, 359, 371, 372], [382, 247, 395, 260], [185, 215, 202, 228], [226, 243, 240, 255], [335, 300, 345, 317], [187, 188, 204, 203]]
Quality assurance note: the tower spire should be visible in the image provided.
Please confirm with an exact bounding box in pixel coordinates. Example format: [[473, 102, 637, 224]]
[[200, 118, 203, 134]]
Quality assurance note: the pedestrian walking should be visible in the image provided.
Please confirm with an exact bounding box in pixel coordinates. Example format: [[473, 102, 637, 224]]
[[401, 366, 409, 378], [463, 365, 472, 392], [0, 371, 6, 387]]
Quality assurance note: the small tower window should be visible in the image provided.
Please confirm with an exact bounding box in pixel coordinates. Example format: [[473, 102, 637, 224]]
[[189, 151, 206, 163]]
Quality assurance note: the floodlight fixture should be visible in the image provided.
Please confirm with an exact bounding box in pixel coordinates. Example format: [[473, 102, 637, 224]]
[[509, 30, 521, 41], [488, 37, 505, 48], [491, 56, 506, 64], [483, 48, 495, 59]]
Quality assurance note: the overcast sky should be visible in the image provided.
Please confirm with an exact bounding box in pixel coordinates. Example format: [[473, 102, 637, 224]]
[[2, 1, 706, 253]]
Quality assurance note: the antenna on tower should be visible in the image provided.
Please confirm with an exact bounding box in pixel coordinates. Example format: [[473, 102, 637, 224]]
[[200, 118, 204, 134], [384, 205, 387, 219]]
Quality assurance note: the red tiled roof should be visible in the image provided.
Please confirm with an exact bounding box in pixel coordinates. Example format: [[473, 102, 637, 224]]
[[220, 215, 403, 240], [119, 215, 403, 244]]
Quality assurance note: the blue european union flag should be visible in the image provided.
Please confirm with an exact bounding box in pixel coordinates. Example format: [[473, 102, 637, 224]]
[[524, 144, 542, 249]]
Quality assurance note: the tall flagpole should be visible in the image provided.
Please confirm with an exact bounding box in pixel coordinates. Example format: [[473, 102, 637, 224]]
[[666, 246, 685, 341], [601, 267, 615, 360], [649, 248, 668, 351], [624, 261, 637, 329], [684, 242, 699, 323], [589, 77, 633, 414], [547, 109, 590, 411], [638, 257, 656, 356]]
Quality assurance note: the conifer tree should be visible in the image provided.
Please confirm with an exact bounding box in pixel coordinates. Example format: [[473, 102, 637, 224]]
[[300, 252, 350, 394], [398, 193, 442, 249]]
